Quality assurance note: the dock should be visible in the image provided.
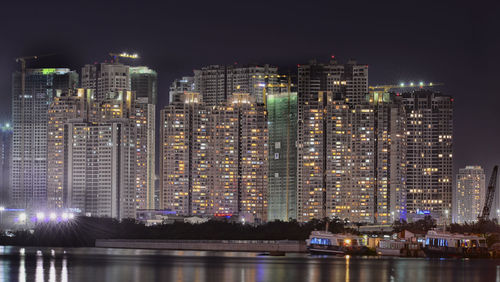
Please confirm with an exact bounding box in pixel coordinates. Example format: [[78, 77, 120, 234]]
[[95, 239, 307, 253]]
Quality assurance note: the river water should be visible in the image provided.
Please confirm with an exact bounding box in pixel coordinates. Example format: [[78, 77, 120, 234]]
[[0, 246, 498, 282]]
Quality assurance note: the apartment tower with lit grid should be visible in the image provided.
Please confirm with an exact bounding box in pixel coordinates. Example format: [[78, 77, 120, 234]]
[[455, 165, 485, 223], [11, 68, 78, 210], [160, 93, 268, 222], [402, 90, 453, 222], [296, 59, 406, 223]]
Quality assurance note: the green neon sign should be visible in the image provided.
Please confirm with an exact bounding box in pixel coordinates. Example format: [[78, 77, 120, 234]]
[[42, 68, 56, 75]]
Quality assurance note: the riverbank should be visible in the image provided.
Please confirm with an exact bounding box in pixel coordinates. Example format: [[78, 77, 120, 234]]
[[96, 239, 307, 253]]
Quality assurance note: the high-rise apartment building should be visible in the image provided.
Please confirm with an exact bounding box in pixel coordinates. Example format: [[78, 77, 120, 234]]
[[169, 76, 194, 104], [455, 166, 485, 223], [194, 64, 278, 105], [296, 60, 405, 223], [81, 62, 156, 213], [132, 97, 156, 210], [130, 66, 157, 210], [160, 93, 268, 222], [402, 90, 453, 222], [130, 66, 158, 105], [47, 89, 90, 209], [63, 91, 137, 219], [0, 123, 12, 206], [267, 90, 298, 221], [11, 68, 78, 210], [81, 63, 130, 102]]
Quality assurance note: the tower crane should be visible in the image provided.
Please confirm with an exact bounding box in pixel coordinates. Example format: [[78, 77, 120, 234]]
[[478, 165, 498, 221], [108, 52, 139, 64]]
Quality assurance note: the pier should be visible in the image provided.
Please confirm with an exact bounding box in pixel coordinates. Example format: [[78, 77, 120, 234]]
[[95, 239, 307, 253]]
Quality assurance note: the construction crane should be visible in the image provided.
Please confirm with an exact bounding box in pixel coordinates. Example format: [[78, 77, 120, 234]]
[[108, 52, 139, 64], [369, 82, 443, 93], [478, 165, 498, 221]]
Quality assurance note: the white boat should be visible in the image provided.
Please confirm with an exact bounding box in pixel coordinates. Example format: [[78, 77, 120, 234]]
[[423, 230, 489, 258], [306, 231, 365, 255]]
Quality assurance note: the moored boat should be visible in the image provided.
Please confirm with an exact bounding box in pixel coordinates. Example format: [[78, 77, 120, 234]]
[[423, 230, 489, 258], [306, 231, 366, 255]]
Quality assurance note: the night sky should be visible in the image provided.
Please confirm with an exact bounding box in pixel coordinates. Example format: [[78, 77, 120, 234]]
[[0, 1, 499, 177]]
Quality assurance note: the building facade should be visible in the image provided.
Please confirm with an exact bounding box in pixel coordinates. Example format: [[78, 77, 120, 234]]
[[130, 66, 158, 105], [267, 90, 298, 221], [47, 89, 90, 209], [132, 98, 156, 210], [402, 90, 453, 222], [81, 63, 130, 102], [160, 93, 268, 222], [296, 60, 406, 223], [194, 65, 278, 105], [169, 76, 194, 104], [11, 68, 77, 210], [62, 91, 137, 219], [455, 166, 485, 223], [0, 123, 12, 206]]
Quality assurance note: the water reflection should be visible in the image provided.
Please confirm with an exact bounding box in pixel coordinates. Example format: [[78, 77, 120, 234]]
[[14, 249, 69, 282], [18, 250, 25, 282], [35, 255, 43, 282], [0, 248, 497, 282]]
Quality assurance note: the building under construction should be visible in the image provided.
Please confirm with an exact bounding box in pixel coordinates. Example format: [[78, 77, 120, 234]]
[[267, 90, 298, 221]]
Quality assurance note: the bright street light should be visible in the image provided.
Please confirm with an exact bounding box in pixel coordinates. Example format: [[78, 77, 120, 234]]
[[62, 213, 69, 220], [69, 213, 75, 219], [0, 207, 5, 212], [49, 212, 57, 221], [36, 212, 45, 221], [19, 213, 27, 221]]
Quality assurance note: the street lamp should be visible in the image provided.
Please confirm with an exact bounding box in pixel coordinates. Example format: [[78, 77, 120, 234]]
[[19, 213, 27, 222]]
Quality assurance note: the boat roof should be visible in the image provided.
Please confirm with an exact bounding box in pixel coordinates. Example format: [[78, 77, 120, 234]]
[[310, 231, 362, 239], [426, 230, 484, 240]]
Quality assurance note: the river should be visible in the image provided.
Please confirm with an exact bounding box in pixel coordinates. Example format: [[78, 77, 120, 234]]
[[0, 246, 498, 281]]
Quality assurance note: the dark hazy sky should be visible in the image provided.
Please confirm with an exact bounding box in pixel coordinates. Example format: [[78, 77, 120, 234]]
[[0, 1, 499, 176]]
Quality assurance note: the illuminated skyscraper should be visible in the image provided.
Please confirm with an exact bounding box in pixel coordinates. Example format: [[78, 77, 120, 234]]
[[160, 93, 268, 222], [212, 94, 268, 222], [130, 66, 157, 210], [132, 98, 156, 210], [402, 90, 453, 222], [296, 59, 405, 223], [11, 68, 77, 210], [297, 60, 368, 222], [194, 64, 278, 105], [47, 89, 91, 209], [455, 166, 485, 223], [160, 92, 206, 215], [63, 91, 137, 219]]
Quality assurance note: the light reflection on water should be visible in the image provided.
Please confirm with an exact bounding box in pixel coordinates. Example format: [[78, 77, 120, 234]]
[[0, 247, 497, 282]]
